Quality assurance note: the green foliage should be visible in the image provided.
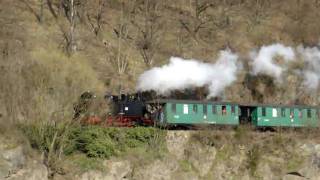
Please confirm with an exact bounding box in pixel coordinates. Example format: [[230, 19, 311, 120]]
[[72, 126, 165, 158], [73, 127, 116, 158], [20, 121, 78, 177], [20, 122, 73, 154], [22, 123, 165, 159]]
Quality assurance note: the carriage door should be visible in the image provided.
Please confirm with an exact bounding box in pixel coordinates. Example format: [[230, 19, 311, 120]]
[[239, 106, 256, 124]]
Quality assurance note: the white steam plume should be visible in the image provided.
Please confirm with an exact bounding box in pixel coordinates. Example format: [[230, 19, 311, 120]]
[[250, 44, 295, 81], [297, 45, 320, 90], [136, 50, 239, 98]]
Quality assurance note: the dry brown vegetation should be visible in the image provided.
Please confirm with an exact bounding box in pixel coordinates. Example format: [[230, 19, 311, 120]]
[[1, 0, 320, 128], [2, 1, 320, 178]]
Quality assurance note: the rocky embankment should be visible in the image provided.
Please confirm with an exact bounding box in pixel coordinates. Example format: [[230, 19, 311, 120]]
[[1, 130, 320, 180], [0, 137, 47, 180]]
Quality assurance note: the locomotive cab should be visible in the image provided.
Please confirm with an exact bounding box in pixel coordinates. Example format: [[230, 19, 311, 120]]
[[108, 94, 145, 117], [105, 93, 154, 126]]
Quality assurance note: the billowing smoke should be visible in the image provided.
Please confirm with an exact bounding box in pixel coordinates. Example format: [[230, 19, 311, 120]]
[[250, 43, 320, 91], [250, 44, 295, 81], [303, 71, 319, 90], [136, 50, 239, 98], [297, 45, 320, 90], [137, 43, 320, 101]]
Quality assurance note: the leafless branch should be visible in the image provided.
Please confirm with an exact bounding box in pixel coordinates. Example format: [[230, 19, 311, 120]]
[[46, 0, 58, 19], [131, 0, 162, 67], [20, 0, 44, 23], [86, 0, 107, 36]]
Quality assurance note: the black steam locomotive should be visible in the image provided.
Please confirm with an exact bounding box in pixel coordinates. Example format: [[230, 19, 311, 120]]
[[76, 91, 320, 128]]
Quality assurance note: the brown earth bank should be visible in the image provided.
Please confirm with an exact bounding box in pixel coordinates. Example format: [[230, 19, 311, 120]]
[[1, 129, 320, 180]]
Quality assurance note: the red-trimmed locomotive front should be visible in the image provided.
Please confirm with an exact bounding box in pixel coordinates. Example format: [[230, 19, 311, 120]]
[[104, 115, 154, 127], [77, 92, 158, 127], [103, 94, 154, 127]]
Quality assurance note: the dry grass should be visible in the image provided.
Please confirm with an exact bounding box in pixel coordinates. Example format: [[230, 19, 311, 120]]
[[0, 46, 104, 125]]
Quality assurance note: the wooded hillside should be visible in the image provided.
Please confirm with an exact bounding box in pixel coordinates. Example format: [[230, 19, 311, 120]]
[[1, 0, 320, 126]]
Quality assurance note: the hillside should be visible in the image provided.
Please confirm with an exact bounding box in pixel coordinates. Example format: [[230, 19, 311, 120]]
[[1, 0, 320, 179], [2, 1, 320, 124]]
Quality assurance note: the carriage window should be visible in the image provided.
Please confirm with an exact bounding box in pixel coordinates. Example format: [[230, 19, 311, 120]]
[[231, 105, 235, 114], [290, 108, 294, 118], [172, 104, 176, 113], [262, 107, 266, 117], [272, 108, 278, 117], [193, 104, 198, 113], [212, 105, 216, 114], [183, 104, 188, 114], [298, 109, 303, 118], [222, 106, 227, 115], [307, 109, 311, 118], [281, 108, 286, 117], [203, 105, 207, 115]]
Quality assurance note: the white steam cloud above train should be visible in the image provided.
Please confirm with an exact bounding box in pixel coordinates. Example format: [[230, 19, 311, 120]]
[[297, 45, 320, 90], [136, 43, 320, 97], [251, 44, 320, 90], [250, 43, 295, 82], [136, 50, 239, 98]]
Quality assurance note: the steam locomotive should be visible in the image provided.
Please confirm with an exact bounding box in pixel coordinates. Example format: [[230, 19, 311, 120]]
[[104, 93, 154, 127], [77, 92, 320, 128]]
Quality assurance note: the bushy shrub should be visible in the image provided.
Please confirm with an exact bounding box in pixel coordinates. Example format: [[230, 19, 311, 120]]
[[73, 126, 164, 158], [124, 127, 158, 147], [20, 121, 79, 177], [73, 127, 116, 158], [21, 122, 73, 153], [22, 122, 165, 159]]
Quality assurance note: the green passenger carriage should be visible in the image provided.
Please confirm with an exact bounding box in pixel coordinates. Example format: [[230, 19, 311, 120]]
[[147, 99, 240, 126], [146, 99, 319, 128], [249, 105, 319, 127]]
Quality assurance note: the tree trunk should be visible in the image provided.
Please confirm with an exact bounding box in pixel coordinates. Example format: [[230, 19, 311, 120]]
[[69, 0, 76, 54], [39, 0, 44, 23]]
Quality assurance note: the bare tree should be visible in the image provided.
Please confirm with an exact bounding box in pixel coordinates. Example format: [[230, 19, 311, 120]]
[[42, 0, 78, 55], [20, 0, 45, 23], [132, 0, 162, 67], [104, 4, 130, 92], [69, 0, 76, 53], [85, 0, 107, 36], [179, 0, 214, 44], [246, 0, 270, 31], [46, 0, 58, 18]]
